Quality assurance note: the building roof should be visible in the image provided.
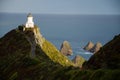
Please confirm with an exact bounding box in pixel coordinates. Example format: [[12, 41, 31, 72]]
[[27, 13, 33, 17]]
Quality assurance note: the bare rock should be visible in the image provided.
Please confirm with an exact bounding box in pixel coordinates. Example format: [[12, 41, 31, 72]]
[[84, 41, 94, 51], [60, 41, 72, 56], [72, 55, 85, 68], [90, 42, 102, 53]]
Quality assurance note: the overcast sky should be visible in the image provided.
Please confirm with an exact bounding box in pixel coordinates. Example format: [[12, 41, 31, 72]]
[[0, 0, 120, 14]]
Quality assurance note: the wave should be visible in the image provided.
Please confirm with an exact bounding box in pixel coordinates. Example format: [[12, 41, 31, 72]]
[[84, 52, 93, 54], [74, 51, 93, 54]]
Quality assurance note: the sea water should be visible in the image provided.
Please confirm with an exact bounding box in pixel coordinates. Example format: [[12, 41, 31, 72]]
[[0, 13, 120, 60]]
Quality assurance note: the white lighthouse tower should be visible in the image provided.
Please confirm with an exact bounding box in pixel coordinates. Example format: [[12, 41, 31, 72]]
[[25, 13, 34, 28]]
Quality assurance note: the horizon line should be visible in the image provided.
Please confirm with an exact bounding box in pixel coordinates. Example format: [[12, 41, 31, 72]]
[[0, 11, 120, 15]]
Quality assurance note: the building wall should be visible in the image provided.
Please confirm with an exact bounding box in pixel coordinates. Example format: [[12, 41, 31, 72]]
[[26, 17, 34, 28]]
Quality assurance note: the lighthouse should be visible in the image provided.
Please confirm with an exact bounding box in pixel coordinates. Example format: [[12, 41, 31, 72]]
[[25, 13, 34, 28]]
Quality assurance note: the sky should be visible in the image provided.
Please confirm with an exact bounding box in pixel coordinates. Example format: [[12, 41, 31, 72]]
[[0, 0, 120, 14]]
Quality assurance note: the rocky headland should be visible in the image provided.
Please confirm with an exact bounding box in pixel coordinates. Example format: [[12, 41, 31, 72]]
[[0, 25, 119, 80]]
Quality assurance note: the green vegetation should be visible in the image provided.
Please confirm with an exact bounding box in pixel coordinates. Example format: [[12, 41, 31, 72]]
[[23, 25, 73, 66], [42, 40, 73, 66], [0, 27, 73, 80], [18, 25, 25, 31], [0, 29, 31, 56], [0, 26, 120, 80], [52, 68, 120, 80]]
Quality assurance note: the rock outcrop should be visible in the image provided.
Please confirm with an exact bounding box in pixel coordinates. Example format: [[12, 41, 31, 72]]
[[90, 42, 102, 53], [33, 26, 45, 47], [72, 55, 85, 68], [60, 41, 73, 56], [84, 41, 102, 53], [83, 41, 94, 51]]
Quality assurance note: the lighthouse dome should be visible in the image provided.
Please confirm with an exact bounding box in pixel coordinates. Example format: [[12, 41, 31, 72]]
[[27, 13, 33, 17]]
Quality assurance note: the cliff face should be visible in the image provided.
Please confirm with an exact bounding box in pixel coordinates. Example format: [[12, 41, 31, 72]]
[[23, 26, 45, 57], [83, 34, 120, 69], [33, 26, 45, 47]]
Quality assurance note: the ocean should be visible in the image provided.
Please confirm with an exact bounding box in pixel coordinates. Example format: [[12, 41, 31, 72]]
[[0, 13, 120, 60]]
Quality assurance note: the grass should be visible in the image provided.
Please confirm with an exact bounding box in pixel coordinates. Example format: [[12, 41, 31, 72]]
[[41, 39, 73, 66]]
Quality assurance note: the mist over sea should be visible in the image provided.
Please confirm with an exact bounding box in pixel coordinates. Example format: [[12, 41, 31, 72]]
[[0, 13, 120, 60]]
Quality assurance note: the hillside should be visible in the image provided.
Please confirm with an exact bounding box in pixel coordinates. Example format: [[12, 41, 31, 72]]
[[0, 25, 120, 80], [0, 25, 72, 79], [83, 34, 120, 69]]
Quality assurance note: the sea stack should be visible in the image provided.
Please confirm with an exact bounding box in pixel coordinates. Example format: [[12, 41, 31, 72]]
[[60, 41, 72, 56], [72, 55, 85, 68], [84, 41, 102, 53], [90, 42, 102, 53], [83, 41, 94, 51]]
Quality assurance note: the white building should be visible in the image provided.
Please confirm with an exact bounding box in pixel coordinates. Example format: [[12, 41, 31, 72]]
[[25, 13, 34, 28]]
